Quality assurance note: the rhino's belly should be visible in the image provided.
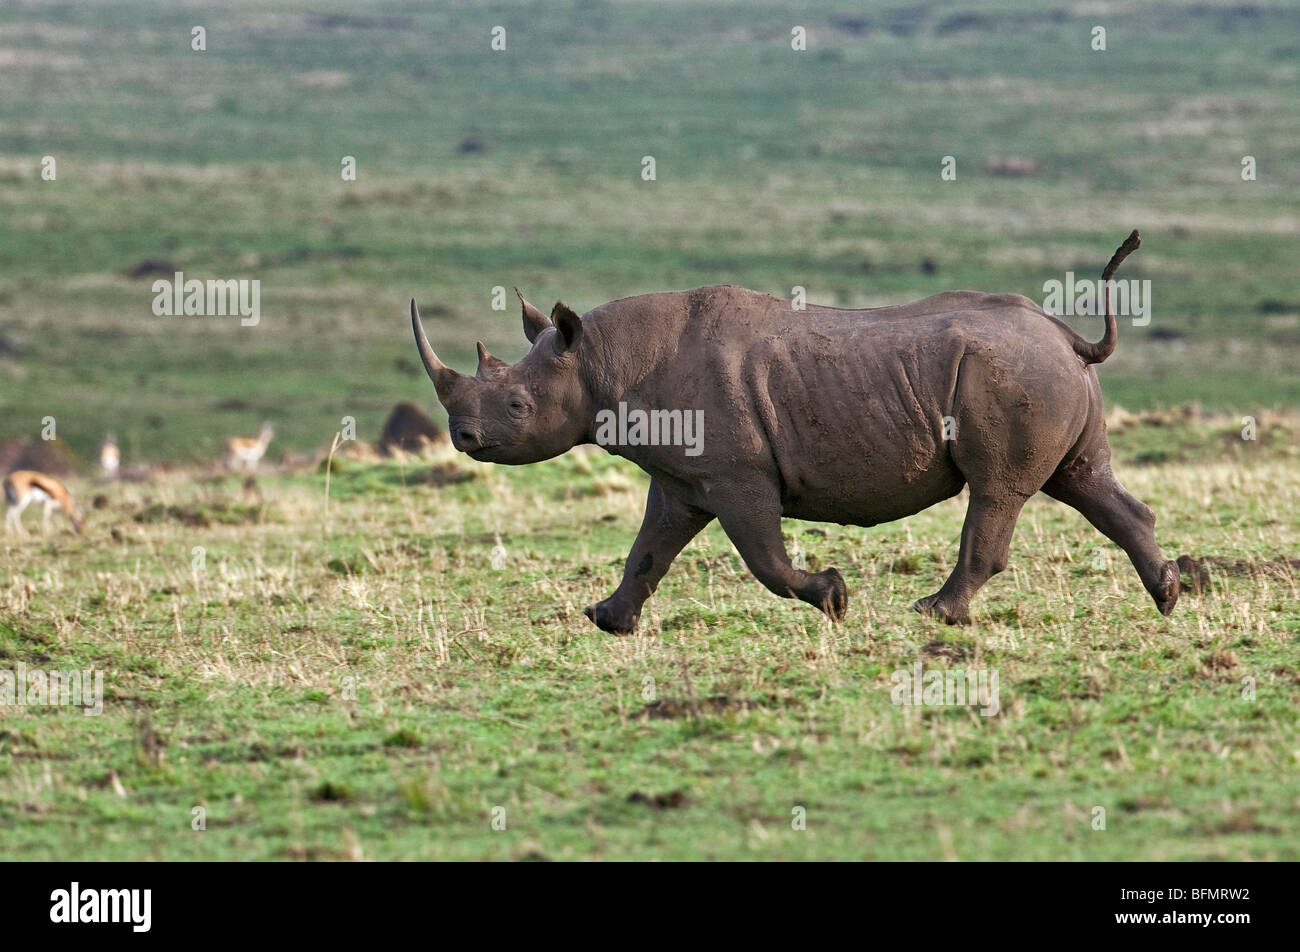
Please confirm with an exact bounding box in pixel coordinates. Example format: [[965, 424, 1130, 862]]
[[779, 454, 966, 527]]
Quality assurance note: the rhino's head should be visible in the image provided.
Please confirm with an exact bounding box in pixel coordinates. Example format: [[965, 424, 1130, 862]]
[[410, 291, 591, 464]]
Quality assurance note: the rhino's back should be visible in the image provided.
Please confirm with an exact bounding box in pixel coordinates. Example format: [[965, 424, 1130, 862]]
[[799, 289, 1074, 347], [662, 285, 1078, 355], [593, 285, 1078, 353], [702, 287, 1088, 525]]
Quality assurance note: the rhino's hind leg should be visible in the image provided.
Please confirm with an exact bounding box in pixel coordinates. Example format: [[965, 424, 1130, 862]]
[[1042, 460, 1187, 615], [714, 495, 848, 621], [584, 480, 713, 634], [915, 492, 1028, 625]]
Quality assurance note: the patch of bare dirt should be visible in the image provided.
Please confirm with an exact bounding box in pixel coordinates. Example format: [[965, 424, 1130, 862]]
[[1202, 649, 1239, 672], [637, 693, 788, 720], [627, 790, 689, 810], [1200, 556, 1299, 579], [921, 639, 971, 662]]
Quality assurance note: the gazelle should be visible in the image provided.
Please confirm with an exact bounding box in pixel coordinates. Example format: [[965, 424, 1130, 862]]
[[4, 470, 84, 535], [100, 433, 120, 479], [222, 423, 274, 472]]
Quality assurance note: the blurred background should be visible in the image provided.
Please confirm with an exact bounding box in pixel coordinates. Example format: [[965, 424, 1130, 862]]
[[1, 0, 1297, 467]]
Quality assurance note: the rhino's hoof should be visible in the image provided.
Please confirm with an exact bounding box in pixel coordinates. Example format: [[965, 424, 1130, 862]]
[[913, 594, 971, 626], [814, 568, 848, 622], [1152, 560, 1181, 616], [584, 599, 639, 635]]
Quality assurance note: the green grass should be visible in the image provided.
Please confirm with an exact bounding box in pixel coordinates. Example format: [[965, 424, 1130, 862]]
[[0, 0, 1298, 860], [1, 421, 1298, 860]]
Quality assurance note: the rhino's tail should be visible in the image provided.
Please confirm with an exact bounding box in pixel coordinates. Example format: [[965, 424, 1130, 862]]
[[1074, 229, 1140, 365]]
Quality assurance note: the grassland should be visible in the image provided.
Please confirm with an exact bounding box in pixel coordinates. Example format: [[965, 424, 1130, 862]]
[[0, 0, 1298, 860], [1, 415, 1298, 860]]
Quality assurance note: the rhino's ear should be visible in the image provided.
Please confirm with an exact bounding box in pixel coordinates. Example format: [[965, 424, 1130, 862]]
[[515, 288, 551, 343], [551, 302, 582, 352]]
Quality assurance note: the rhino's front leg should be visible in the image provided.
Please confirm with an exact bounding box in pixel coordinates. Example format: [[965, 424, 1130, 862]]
[[712, 488, 848, 622], [584, 479, 713, 634]]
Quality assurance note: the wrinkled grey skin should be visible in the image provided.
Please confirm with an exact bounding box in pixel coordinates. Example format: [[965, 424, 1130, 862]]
[[412, 232, 1196, 632]]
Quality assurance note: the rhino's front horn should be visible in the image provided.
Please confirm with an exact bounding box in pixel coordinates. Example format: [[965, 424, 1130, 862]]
[[475, 341, 509, 380], [515, 287, 552, 343], [410, 299, 465, 403]]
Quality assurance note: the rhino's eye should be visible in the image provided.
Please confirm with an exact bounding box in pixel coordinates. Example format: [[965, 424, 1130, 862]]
[[508, 399, 530, 417]]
